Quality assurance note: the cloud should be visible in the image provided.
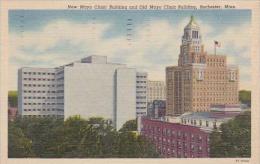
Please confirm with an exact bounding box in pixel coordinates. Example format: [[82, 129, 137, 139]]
[[9, 17, 251, 91]]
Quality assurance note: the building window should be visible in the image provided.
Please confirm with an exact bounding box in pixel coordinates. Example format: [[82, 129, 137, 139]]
[[197, 70, 204, 80], [230, 71, 236, 81], [192, 31, 198, 39]]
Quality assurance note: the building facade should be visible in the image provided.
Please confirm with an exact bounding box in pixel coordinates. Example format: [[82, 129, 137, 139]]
[[18, 56, 144, 130], [166, 16, 239, 116], [141, 117, 209, 158], [18, 68, 62, 118], [147, 100, 166, 119], [165, 104, 242, 132], [136, 72, 148, 116], [147, 80, 166, 103]]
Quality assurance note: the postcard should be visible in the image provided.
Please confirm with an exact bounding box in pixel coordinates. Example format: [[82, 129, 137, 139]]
[[0, 0, 259, 164]]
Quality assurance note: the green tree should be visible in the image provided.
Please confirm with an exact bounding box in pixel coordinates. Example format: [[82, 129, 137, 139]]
[[62, 116, 117, 157], [118, 131, 159, 158], [26, 117, 64, 157], [8, 116, 159, 158], [8, 91, 17, 107], [239, 90, 251, 107], [119, 119, 137, 132], [210, 111, 251, 157], [62, 115, 91, 157], [209, 130, 225, 157], [8, 122, 34, 157]]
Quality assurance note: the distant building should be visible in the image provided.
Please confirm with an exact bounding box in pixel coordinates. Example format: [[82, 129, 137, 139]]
[[18, 55, 147, 130], [166, 16, 239, 116], [147, 100, 166, 119], [165, 104, 242, 132], [147, 81, 166, 103], [136, 72, 148, 117], [141, 117, 209, 158]]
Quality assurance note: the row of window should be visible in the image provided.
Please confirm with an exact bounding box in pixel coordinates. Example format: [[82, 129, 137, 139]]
[[136, 81, 147, 83], [147, 133, 204, 144], [182, 119, 217, 128], [148, 93, 165, 96], [24, 96, 56, 99], [24, 108, 64, 112], [207, 63, 225, 67], [24, 84, 55, 87], [23, 72, 55, 75], [207, 58, 225, 63], [145, 133, 204, 143], [137, 107, 146, 109], [136, 112, 146, 115], [136, 102, 146, 104], [136, 96, 146, 99], [57, 96, 64, 99], [143, 126, 205, 140], [148, 82, 165, 86], [136, 86, 146, 89], [24, 103, 64, 105], [192, 98, 237, 102], [136, 91, 146, 94], [23, 115, 64, 118], [23, 78, 55, 81], [154, 138, 203, 151], [136, 76, 147, 78], [24, 90, 56, 93], [25, 102, 55, 105]]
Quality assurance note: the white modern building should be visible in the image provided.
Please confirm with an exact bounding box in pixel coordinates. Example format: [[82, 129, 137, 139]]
[[18, 56, 146, 130], [147, 80, 166, 103], [136, 72, 148, 117], [18, 68, 62, 117]]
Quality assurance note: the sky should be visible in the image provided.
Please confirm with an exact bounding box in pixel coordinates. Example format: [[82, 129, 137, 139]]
[[9, 9, 251, 90]]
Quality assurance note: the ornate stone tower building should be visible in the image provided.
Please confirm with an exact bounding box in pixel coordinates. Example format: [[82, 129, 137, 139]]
[[166, 16, 239, 116]]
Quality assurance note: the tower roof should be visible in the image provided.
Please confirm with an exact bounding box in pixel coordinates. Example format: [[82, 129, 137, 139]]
[[185, 15, 199, 29]]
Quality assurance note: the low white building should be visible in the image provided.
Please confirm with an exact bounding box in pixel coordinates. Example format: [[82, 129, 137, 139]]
[[18, 56, 146, 130], [164, 105, 243, 132]]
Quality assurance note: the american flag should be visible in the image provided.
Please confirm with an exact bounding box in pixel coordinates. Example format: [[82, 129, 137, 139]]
[[214, 41, 221, 47]]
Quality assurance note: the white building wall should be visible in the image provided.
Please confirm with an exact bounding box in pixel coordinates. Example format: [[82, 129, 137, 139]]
[[116, 68, 136, 130], [63, 63, 126, 123]]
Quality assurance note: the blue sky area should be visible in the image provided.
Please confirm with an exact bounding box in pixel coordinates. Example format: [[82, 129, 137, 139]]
[[8, 9, 251, 90]]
